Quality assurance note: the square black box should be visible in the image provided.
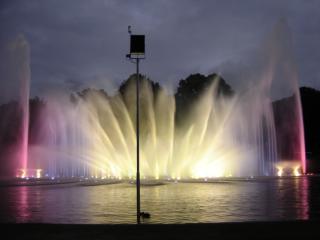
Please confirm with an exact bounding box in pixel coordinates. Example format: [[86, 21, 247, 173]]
[[130, 35, 145, 55]]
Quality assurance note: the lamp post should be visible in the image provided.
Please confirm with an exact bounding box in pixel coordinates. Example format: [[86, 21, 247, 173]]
[[126, 26, 145, 224]]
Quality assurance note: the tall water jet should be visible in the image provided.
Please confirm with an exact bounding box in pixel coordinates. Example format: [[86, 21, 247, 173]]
[[266, 19, 306, 174], [18, 36, 31, 176], [0, 35, 31, 178]]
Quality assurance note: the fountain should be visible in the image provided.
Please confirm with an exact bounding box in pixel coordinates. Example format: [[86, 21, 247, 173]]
[[0, 21, 306, 180], [23, 70, 304, 179]]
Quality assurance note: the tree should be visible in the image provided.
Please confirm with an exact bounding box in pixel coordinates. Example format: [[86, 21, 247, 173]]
[[175, 73, 234, 124]]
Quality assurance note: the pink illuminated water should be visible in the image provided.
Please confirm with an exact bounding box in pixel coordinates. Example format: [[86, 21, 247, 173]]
[[18, 37, 30, 173]]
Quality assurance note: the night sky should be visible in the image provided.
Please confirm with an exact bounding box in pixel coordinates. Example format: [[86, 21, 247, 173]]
[[0, 0, 319, 102]]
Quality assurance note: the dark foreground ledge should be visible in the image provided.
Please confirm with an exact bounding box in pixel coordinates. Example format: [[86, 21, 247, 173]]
[[1, 221, 319, 240]]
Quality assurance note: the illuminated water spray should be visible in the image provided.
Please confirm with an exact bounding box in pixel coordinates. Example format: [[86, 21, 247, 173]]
[[23, 72, 304, 179], [11, 20, 305, 179]]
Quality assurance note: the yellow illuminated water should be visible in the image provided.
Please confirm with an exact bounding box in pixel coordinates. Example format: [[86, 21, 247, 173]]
[[26, 76, 281, 178]]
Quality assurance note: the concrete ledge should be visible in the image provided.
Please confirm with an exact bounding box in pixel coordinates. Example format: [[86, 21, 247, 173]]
[[1, 220, 319, 240]]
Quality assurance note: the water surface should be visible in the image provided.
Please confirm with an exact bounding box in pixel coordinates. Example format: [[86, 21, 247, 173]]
[[0, 176, 319, 223]]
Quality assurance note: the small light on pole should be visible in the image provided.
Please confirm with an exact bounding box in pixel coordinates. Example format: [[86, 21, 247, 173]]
[[126, 26, 147, 224]]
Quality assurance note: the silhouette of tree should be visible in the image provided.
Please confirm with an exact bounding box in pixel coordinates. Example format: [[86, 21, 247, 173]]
[[0, 101, 20, 144], [76, 88, 109, 100], [29, 97, 46, 144], [273, 87, 320, 173], [300, 87, 320, 172], [175, 73, 234, 124]]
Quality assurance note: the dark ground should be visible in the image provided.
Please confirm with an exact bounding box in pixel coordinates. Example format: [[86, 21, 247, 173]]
[[1, 221, 319, 240]]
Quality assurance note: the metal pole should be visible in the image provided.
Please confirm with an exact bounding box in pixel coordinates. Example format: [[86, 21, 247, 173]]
[[136, 58, 141, 224]]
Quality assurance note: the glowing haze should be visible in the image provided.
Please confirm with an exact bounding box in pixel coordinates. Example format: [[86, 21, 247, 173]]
[[2, 21, 306, 180]]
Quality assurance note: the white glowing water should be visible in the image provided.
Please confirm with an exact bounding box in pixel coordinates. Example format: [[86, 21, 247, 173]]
[[26, 76, 280, 179]]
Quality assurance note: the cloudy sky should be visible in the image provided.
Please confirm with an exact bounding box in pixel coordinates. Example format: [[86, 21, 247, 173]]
[[0, 0, 319, 101]]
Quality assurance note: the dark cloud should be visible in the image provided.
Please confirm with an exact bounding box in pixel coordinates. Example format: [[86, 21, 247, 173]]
[[0, 0, 319, 101]]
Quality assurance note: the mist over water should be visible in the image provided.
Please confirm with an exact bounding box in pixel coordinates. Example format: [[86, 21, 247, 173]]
[[0, 21, 305, 179]]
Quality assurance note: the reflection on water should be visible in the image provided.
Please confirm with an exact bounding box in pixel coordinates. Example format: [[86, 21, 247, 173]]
[[276, 177, 309, 220], [0, 177, 318, 223]]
